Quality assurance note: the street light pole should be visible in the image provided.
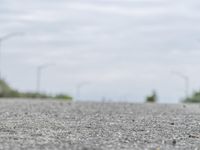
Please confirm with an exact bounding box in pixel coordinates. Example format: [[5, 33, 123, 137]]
[[36, 64, 53, 95], [0, 32, 24, 79], [0, 41, 2, 79], [172, 71, 189, 98], [76, 82, 89, 100], [36, 66, 42, 95]]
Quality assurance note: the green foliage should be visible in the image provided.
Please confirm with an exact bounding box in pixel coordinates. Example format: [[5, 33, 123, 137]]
[[0, 79, 22, 98], [20, 92, 49, 99], [183, 91, 200, 103], [0, 79, 13, 97], [0, 79, 72, 100], [146, 91, 157, 103], [55, 94, 72, 100]]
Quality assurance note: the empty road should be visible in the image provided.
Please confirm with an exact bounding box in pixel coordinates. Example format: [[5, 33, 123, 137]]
[[0, 99, 199, 150]]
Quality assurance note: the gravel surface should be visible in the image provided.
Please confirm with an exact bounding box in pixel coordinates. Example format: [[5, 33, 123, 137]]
[[0, 99, 200, 150]]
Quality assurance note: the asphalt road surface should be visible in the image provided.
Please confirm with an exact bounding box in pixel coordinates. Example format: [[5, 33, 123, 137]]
[[0, 99, 200, 150]]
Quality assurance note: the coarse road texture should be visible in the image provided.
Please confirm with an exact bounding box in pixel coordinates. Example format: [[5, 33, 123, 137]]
[[0, 100, 200, 150]]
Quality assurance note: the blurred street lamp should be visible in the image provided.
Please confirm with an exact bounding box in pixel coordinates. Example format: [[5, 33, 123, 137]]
[[171, 71, 189, 98], [36, 63, 53, 95], [0, 32, 24, 79], [75, 82, 90, 100]]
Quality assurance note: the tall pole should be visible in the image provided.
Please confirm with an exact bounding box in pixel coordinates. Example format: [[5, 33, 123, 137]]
[[76, 82, 89, 100], [0, 32, 23, 79], [172, 71, 189, 98], [0, 41, 2, 79], [36, 64, 53, 95], [36, 66, 42, 94]]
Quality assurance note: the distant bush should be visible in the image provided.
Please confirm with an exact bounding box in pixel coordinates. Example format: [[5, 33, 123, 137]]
[[20, 92, 49, 99], [145, 91, 157, 103], [55, 94, 72, 100], [183, 91, 200, 103], [0, 79, 72, 100], [0, 79, 20, 97]]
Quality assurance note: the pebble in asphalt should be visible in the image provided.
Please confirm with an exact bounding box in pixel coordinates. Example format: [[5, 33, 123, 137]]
[[0, 99, 200, 150]]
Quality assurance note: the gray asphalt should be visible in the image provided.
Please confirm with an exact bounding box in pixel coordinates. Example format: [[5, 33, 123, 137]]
[[0, 99, 200, 150]]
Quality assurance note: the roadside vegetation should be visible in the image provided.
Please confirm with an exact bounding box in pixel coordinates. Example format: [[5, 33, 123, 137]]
[[183, 91, 200, 103], [0, 79, 72, 100], [145, 91, 157, 103]]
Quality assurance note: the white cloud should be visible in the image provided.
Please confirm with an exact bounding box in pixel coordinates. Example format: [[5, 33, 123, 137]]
[[67, 2, 167, 17]]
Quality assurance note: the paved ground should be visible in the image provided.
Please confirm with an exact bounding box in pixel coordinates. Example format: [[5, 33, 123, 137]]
[[0, 99, 200, 149]]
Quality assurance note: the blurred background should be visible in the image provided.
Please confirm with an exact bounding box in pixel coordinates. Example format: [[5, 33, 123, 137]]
[[1, 0, 200, 103]]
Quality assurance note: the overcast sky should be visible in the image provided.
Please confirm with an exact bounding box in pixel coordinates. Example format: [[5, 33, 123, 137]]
[[1, 0, 200, 102]]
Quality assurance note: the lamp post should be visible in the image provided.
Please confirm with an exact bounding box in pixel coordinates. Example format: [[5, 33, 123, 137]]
[[0, 32, 24, 79], [36, 64, 53, 95], [76, 82, 89, 100], [172, 71, 189, 99]]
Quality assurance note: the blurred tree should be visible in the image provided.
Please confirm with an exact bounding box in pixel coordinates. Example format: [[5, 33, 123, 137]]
[[146, 91, 157, 103], [55, 94, 72, 100], [183, 91, 200, 103], [0, 79, 23, 98], [0, 79, 72, 100]]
